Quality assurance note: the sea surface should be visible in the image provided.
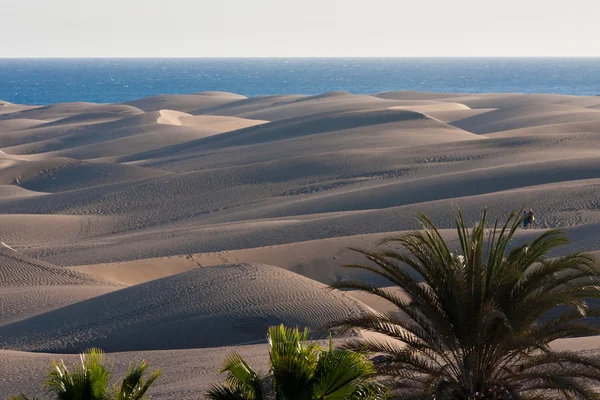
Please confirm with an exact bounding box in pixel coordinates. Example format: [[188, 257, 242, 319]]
[[1, 58, 599, 105]]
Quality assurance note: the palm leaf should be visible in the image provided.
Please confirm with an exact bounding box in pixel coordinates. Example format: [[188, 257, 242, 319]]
[[330, 208, 600, 399], [114, 359, 162, 400], [210, 325, 382, 400], [43, 349, 112, 400], [311, 349, 376, 400], [207, 384, 256, 400]]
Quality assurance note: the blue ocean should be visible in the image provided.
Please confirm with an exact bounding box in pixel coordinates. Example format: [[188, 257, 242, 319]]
[[1, 58, 599, 105]]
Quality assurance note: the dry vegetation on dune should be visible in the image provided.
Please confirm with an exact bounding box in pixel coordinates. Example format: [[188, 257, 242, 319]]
[[2, 91, 600, 398]]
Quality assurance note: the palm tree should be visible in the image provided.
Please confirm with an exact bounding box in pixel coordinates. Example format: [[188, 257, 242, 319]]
[[10, 348, 161, 400], [207, 324, 386, 400], [330, 209, 600, 399]]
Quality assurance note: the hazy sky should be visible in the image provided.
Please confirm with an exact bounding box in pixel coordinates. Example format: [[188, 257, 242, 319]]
[[1, 0, 598, 57]]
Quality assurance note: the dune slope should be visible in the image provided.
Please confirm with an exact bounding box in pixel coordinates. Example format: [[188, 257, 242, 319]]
[[0, 263, 368, 352], [0, 245, 122, 325]]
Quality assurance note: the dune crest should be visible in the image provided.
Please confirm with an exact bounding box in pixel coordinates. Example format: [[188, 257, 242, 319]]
[[124, 93, 247, 113], [157, 109, 268, 130]]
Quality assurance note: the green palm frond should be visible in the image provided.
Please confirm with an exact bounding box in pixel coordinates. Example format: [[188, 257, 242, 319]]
[[10, 348, 159, 400], [268, 324, 320, 400], [347, 381, 387, 400], [42, 349, 112, 400], [331, 208, 600, 399], [225, 352, 264, 400], [207, 384, 256, 400], [311, 349, 377, 400], [267, 324, 321, 363], [210, 325, 381, 400], [114, 360, 162, 400]]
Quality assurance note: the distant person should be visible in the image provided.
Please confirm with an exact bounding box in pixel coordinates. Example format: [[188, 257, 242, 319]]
[[523, 210, 529, 229], [523, 209, 535, 229], [526, 209, 535, 229]]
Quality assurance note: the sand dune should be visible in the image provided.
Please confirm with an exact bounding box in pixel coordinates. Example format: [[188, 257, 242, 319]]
[[422, 108, 497, 123], [0, 245, 121, 325], [389, 102, 471, 113], [123, 108, 480, 169], [157, 110, 195, 126], [157, 109, 267, 130], [0, 101, 39, 117], [20, 161, 170, 193], [376, 91, 536, 109], [452, 103, 600, 134], [0, 244, 113, 286], [26, 175, 600, 267], [484, 119, 600, 137], [0, 263, 368, 352], [0, 122, 99, 150], [375, 91, 600, 110], [0, 118, 45, 133], [41, 111, 135, 127], [192, 91, 248, 98], [124, 92, 247, 113], [2, 109, 269, 160], [374, 91, 472, 101], [0, 214, 116, 246], [70, 232, 400, 286], [0, 157, 82, 184], [191, 108, 479, 148], [1, 111, 203, 156], [1, 92, 598, 265], [199, 92, 441, 121], [195, 94, 305, 117], [0, 156, 165, 195], [0, 102, 142, 121], [2, 90, 600, 398], [70, 220, 600, 288], [0, 185, 45, 198]]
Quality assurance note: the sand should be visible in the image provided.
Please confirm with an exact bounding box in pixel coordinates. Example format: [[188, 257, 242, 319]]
[[124, 92, 247, 113], [0, 244, 122, 326], [4, 336, 600, 399], [0, 263, 369, 353], [2, 90, 600, 398]]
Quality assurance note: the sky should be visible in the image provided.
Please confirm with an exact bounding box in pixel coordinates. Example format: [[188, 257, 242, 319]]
[[1, 0, 599, 57]]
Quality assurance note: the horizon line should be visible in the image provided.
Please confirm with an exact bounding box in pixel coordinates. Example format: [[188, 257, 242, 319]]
[[2, 56, 600, 59]]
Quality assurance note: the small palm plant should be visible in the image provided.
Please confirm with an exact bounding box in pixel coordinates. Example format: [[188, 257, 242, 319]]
[[10, 348, 161, 400], [330, 209, 600, 399], [113, 360, 161, 400], [207, 324, 386, 400]]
